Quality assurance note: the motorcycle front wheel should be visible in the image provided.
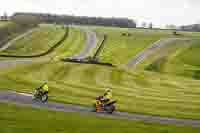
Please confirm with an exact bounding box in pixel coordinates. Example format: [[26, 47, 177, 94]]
[[107, 105, 115, 114], [41, 94, 48, 103]]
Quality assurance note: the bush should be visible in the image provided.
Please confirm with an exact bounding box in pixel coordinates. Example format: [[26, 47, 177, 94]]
[[193, 70, 200, 80], [144, 63, 160, 72]]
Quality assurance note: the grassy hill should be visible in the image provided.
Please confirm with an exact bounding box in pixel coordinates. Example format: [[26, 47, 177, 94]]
[[140, 39, 200, 79], [94, 26, 200, 65], [0, 25, 86, 59], [0, 24, 65, 55], [95, 27, 172, 65], [1, 25, 200, 120], [2, 60, 200, 119], [50, 26, 86, 59], [0, 22, 32, 47]]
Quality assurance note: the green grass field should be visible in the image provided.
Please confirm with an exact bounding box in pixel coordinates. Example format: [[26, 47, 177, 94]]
[[140, 39, 200, 79], [0, 22, 31, 47], [50, 26, 86, 59], [1, 25, 200, 122], [0, 21, 10, 27], [2, 59, 200, 119], [0, 25, 86, 60], [94, 27, 173, 65], [0, 101, 199, 133], [0, 24, 65, 55], [94, 26, 200, 65]]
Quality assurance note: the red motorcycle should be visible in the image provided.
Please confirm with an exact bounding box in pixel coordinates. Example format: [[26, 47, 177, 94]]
[[93, 96, 117, 114]]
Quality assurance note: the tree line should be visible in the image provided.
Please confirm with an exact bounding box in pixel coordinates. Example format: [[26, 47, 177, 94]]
[[179, 24, 200, 32], [13, 12, 136, 28]]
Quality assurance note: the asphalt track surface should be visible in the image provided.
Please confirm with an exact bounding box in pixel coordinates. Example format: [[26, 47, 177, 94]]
[[71, 29, 97, 59], [127, 37, 192, 67], [0, 60, 32, 66], [1, 91, 200, 126]]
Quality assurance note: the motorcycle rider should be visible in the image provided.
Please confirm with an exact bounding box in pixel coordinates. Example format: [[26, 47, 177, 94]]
[[33, 82, 49, 102], [102, 88, 112, 104], [41, 82, 49, 95], [94, 88, 116, 113], [35, 82, 49, 96]]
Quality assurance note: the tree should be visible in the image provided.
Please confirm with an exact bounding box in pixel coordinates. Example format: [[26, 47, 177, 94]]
[[12, 12, 137, 28], [192, 24, 200, 31], [149, 22, 153, 29], [0, 12, 8, 21], [142, 22, 147, 28], [1, 12, 8, 21]]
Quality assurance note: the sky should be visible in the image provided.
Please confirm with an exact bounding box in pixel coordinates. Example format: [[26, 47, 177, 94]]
[[0, 0, 200, 27]]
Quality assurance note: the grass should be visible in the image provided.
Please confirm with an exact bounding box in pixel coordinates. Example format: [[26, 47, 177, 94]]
[[139, 39, 200, 79], [0, 22, 31, 47], [1, 101, 200, 133], [2, 60, 200, 120], [135, 39, 189, 69], [94, 27, 174, 65], [93, 26, 200, 65], [0, 25, 86, 61], [0, 24, 65, 55], [1, 26, 200, 120], [50, 26, 86, 59], [0, 21, 10, 27]]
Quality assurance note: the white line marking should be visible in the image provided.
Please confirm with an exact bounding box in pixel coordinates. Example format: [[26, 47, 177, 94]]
[[17, 92, 33, 97]]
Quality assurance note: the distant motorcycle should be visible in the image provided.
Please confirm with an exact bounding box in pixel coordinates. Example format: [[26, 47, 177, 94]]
[[93, 96, 117, 114], [32, 87, 48, 103]]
